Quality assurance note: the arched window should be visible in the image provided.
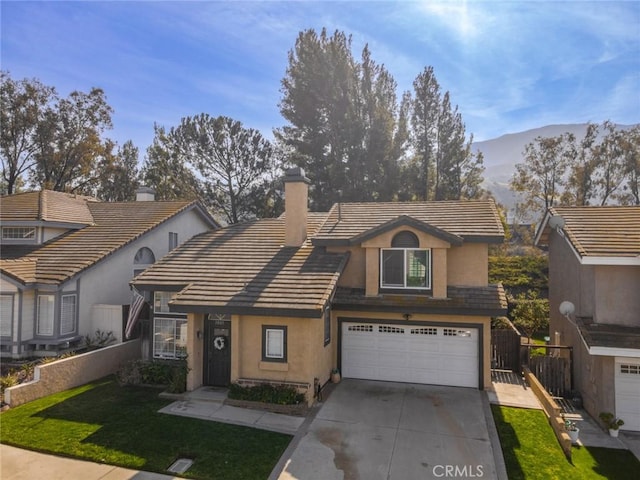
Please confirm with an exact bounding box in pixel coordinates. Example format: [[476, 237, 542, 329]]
[[134, 247, 156, 265], [391, 231, 419, 248]]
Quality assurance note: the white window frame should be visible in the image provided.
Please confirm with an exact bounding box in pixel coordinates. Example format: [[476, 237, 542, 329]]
[[154, 291, 177, 314], [1, 294, 13, 337], [153, 317, 188, 359], [37, 294, 55, 336], [380, 248, 431, 290], [263, 326, 287, 362], [60, 294, 77, 335], [2, 226, 36, 240]]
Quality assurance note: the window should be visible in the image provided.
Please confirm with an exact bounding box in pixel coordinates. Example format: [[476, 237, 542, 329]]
[[620, 364, 640, 375], [2, 227, 35, 240], [0, 295, 13, 337], [153, 317, 187, 359], [37, 295, 55, 336], [262, 325, 287, 362], [324, 308, 331, 346], [60, 294, 76, 335], [381, 249, 431, 289], [154, 291, 177, 313], [380, 231, 431, 290], [169, 232, 178, 251]]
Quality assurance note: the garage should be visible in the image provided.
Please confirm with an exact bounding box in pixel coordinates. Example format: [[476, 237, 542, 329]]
[[615, 357, 640, 431], [341, 321, 479, 388]]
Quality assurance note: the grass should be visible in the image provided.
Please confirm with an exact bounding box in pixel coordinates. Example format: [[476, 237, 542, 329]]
[[0, 377, 292, 479], [491, 404, 640, 480]]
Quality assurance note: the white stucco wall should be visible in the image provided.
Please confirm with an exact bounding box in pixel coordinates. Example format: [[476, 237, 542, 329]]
[[74, 208, 213, 339]]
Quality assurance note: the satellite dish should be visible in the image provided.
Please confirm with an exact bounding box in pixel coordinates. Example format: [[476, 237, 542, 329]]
[[559, 301, 575, 316], [548, 215, 565, 229]]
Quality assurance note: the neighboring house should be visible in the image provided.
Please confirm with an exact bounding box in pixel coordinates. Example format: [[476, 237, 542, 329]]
[[535, 206, 640, 432], [0, 188, 218, 359], [132, 168, 506, 404]]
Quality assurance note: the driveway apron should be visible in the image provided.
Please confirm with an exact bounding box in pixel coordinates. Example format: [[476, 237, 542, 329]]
[[278, 379, 498, 480]]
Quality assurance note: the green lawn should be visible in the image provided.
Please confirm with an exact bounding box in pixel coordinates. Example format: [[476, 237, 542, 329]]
[[491, 405, 640, 480], [0, 378, 292, 479]]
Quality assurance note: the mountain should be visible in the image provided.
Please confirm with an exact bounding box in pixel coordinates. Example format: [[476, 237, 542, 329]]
[[473, 123, 637, 220]]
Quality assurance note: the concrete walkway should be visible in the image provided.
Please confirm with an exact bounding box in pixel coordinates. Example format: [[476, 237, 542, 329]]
[[487, 369, 542, 410], [158, 386, 305, 435]]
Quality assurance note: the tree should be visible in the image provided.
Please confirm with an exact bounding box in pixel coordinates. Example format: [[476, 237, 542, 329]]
[[409, 69, 483, 201], [96, 140, 140, 201], [562, 123, 598, 206], [510, 290, 549, 342], [140, 124, 202, 202], [510, 134, 574, 221], [410, 66, 440, 200], [592, 121, 627, 205], [278, 28, 408, 209], [618, 125, 640, 205], [30, 87, 113, 193], [0, 71, 55, 194], [172, 114, 278, 224]]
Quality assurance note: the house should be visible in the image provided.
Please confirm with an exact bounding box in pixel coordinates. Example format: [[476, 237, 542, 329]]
[[132, 168, 507, 404], [0, 188, 218, 359], [535, 206, 640, 431]]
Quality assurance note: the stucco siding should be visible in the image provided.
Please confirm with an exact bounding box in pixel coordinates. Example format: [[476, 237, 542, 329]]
[[447, 243, 489, 286], [328, 246, 365, 288], [230, 314, 331, 404], [594, 266, 640, 326]]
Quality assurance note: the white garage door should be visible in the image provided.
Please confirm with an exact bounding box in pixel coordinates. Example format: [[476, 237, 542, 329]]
[[342, 322, 479, 388], [615, 358, 640, 432]]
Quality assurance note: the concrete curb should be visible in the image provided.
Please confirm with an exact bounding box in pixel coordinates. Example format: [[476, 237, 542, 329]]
[[482, 392, 509, 480]]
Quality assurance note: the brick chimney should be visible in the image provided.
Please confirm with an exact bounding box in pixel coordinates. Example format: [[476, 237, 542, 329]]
[[136, 186, 155, 201], [283, 167, 310, 247]]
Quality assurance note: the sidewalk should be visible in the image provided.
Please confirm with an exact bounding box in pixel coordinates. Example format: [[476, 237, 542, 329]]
[[0, 444, 179, 480]]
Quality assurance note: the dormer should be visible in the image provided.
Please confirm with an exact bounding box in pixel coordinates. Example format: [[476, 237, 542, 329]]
[[312, 200, 504, 299]]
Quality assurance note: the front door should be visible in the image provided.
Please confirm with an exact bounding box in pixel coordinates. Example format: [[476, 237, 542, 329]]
[[204, 317, 231, 386]]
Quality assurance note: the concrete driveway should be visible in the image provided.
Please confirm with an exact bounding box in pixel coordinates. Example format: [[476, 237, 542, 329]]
[[277, 379, 503, 480]]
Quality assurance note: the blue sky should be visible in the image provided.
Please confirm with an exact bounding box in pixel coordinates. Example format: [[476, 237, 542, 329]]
[[2, 1, 639, 154]]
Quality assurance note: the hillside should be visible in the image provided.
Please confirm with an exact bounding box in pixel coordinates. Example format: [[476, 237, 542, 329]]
[[473, 123, 638, 220]]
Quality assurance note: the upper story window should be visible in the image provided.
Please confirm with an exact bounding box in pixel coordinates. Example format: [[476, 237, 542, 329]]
[[169, 232, 178, 251], [2, 227, 35, 240], [380, 231, 431, 290], [154, 291, 177, 314], [133, 247, 156, 278]]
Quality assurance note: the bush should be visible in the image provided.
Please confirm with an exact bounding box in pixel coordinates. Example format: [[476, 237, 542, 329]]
[[117, 359, 189, 393], [228, 383, 305, 405]]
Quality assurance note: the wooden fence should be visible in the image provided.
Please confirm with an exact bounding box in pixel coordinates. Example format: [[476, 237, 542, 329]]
[[491, 328, 521, 372]]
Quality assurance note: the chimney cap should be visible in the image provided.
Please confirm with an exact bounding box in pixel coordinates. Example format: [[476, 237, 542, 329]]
[[136, 186, 155, 194], [283, 167, 311, 184]]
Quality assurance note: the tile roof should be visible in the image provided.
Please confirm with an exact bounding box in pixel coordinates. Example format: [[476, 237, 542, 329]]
[[333, 285, 508, 316], [0, 190, 95, 225], [1, 198, 205, 285], [538, 206, 640, 258], [577, 319, 640, 350], [313, 200, 504, 246], [132, 213, 349, 317]]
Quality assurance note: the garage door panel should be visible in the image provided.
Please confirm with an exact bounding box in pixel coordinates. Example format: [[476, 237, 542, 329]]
[[615, 358, 640, 432], [342, 322, 478, 388]]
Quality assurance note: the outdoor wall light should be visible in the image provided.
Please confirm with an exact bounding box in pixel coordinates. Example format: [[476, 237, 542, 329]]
[[196, 330, 203, 340]]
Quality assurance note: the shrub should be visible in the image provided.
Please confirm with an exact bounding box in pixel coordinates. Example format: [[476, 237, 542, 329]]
[[84, 330, 116, 350], [117, 359, 188, 391], [228, 383, 305, 405]]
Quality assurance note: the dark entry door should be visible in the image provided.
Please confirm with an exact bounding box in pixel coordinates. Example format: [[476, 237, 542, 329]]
[[204, 317, 231, 386]]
